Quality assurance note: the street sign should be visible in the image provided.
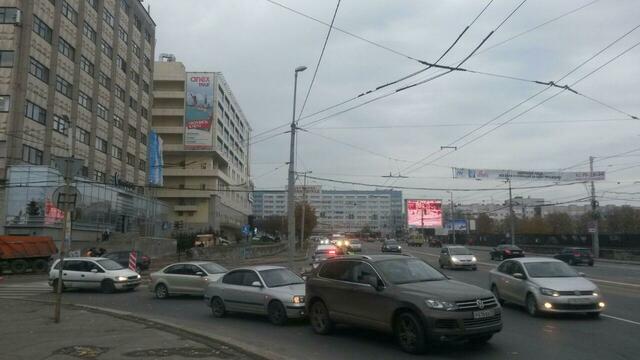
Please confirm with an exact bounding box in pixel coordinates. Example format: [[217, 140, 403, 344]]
[[52, 186, 80, 211], [241, 224, 251, 236]]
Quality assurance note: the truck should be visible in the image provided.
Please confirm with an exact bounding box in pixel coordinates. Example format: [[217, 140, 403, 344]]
[[407, 232, 426, 247], [0, 236, 57, 274]]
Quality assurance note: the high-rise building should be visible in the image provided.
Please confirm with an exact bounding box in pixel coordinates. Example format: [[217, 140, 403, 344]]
[[152, 57, 252, 238], [0, 0, 156, 185]]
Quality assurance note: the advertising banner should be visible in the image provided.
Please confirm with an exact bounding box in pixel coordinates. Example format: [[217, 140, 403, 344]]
[[445, 219, 468, 231], [406, 199, 442, 228], [453, 168, 605, 182], [185, 72, 214, 150]]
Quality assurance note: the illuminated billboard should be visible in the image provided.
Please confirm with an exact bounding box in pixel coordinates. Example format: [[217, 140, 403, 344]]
[[185, 72, 214, 150], [406, 199, 442, 228]]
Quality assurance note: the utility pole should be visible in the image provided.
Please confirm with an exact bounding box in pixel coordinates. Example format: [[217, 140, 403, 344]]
[[507, 177, 515, 245], [287, 66, 306, 270], [450, 192, 456, 244], [590, 156, 600, 258]]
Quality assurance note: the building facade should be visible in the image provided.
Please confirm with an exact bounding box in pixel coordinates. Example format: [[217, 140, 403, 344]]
[[253, 187, 404, 235], [152, 57, 252, 238]]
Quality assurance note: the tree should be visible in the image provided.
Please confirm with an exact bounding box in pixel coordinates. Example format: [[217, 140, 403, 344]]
[[295, 203, 317, 240], [475, 213, 495, 235], [258, 216, 287, 236], [544, 213, 574, 234], [603, 206, 640, 234]]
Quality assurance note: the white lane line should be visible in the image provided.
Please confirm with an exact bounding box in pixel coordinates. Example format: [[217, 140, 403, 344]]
[[602, 314, 640, 326], [590, 278, 640, 288]]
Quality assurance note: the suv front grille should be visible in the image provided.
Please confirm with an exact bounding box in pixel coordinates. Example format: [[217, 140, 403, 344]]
[[435, 319, 459, 329], [127, 275, 139, 280], [463, 313, 501, 329], [557, 290, 594, 296], [455, 297, 497, 311], [553, 303, 599, 310]]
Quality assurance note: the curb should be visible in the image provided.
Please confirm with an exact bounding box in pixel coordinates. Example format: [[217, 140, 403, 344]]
[[9, 298, 289, 360]]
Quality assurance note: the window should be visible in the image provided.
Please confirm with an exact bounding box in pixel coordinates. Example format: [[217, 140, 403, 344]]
[[111, 145, 122, 160], [61, 1, 78, 25], [118, 26, 128, 43], [29, 57, 49, 83], [33, 16, 53, 43], [101, 40, 113, 58], [119, 0, 130, 13], [22, 144, 43, 165], [140, 132, 147, 145], [128, 125, 136, 138], [58, 37, 75, 60], [130, 70, 140, 84], [140, 106, 148, 119], [143, 54, 151, 70], [222, 271, 245, 285], [55, 76, 73, 98], [0, 50, 14, 67], [83, 22, 96, 43], [86, 0, 98, 10], [78, 91, 92, 110], [115, 85, 125, 101], [319, 261, 356, 281], [132, 41, 141, 58], [103, 9, 114, 28], [128, 96, 137, 110], [116, 55, 127, 73], [145, 29, 151, 44], [126, 153, 135, 166], [142, 80, 149, 94], [138, 159, 146, 171], [98, 71, 111, 88], [0, 95, 10, 112], [134, 15, 142, 31], [113, 114, 123, 129], [96, 137, 107, 152], [95, 170, 106, 182], [53, 114, 68, 135], [76, 127, 90, 145], [80, 56, 94, 76], [24, 101, 47, 124], [0, 8, 19, 24], [97, 103, 108, 119]]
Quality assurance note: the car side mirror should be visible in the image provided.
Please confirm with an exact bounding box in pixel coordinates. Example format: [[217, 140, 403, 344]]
[[91, 269, 98, 273], [513, 272, 526, 280], [196, 271, 205, 277], [251, 281, 262, 288]]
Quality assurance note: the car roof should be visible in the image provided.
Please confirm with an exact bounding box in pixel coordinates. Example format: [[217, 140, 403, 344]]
[[232, 265, 286, 272], [509, 257, 562, 264], [59, 257, 107, 261]]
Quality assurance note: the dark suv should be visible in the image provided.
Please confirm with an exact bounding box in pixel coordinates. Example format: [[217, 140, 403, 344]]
[[305, 255, 502, 354], [553, 247, 594, 266]]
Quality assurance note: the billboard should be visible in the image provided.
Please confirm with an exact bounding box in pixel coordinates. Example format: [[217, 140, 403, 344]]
[[148, 130, 164, 186], [453, 168, 605, 182], [185, 72, 214, 150], [445, 219, 467, 231], [406, 199, 442, 228]]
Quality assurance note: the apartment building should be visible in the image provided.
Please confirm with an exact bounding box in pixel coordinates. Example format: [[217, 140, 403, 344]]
[[152, 56, 252, 238]]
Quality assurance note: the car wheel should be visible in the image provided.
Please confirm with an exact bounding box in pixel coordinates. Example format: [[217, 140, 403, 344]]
[[51, 279, 65, 293], [309, 301, 334, 335], [439, 262, 444, 269], [267, 301, 288, 326], [587, 312, 600, 319], [155, 284, 169, 299], [526, 293, 539, 317], [588, 261, 594, 267], [472, 266, 478, 271], [101, 279, 116, 294], [210, 297, 226, 318], [469, 334, 493, 346], [395, 312, 427, 354], [10, 259, 28, 274], [32, 259, 49, 273], [491, 284, 504, 305]]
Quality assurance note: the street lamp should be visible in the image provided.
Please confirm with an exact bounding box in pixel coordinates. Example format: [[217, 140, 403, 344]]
[[287, 65, 307, 271]]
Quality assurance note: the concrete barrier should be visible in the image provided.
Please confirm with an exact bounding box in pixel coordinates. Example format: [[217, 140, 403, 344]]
[[188, 242, 286, 262]]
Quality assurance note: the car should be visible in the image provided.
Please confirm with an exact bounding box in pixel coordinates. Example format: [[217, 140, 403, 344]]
[[553, 247, 594, 266], [150, 261, 228, 299], [306, 255, 502, 354], [381, 239, 402, 253], [428, 239, 442, 248], [490, 244, 525, 261], [103, 250, 151, 271], [349, 239, 363, 252], [205, 265, 306, 325], [319, 238, 331, 245], [489, 257, 604, 318], [311, 245, 341, 268], [49, 257, 141, 293], [439, 246, 477, 270]]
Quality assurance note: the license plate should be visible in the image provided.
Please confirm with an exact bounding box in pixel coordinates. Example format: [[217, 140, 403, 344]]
[[473, 309, 496, 319], [569, 298, 593, 304]]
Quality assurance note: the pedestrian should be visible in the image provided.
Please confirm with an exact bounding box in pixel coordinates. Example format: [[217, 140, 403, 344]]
[[105, 229, 111, 242]]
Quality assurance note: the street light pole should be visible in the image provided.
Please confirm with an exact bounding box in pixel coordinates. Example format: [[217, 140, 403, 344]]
[[590, 156, 600, 258], [287, 66, 306, 270], [507, 177, 515, 245], [450, 192, 456, 245]]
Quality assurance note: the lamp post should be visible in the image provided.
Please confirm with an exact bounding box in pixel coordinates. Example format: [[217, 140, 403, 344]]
[[287, 66, 307, 270]]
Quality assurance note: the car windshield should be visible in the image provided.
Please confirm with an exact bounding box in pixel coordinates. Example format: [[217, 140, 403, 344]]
[[200, 263, 227, 274], [449, 247, 472, 255], [524, 262, 579, 278], [377, 259, 446, 284], [385, 240, 398, 245], [259, 268, 304, 287], [96, 259, 125, 271]]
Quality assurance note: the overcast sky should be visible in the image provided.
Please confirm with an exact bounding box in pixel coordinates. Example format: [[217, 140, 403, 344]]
[[146, 0, 640, 206]]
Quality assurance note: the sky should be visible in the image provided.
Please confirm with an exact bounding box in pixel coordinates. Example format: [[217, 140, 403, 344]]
[[145, 0, 640, 206]]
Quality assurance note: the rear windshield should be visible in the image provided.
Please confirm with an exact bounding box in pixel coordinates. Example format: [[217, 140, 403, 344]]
[[385, 240, 398, 245]]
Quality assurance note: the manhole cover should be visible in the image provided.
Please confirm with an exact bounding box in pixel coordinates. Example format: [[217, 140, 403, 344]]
[[123, 346, 233, 358], [54, 345, 109, 359]]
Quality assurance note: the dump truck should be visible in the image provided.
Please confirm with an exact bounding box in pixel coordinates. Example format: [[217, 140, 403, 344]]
[[0, 236, 57, 274], [407, 232, 426, 247]]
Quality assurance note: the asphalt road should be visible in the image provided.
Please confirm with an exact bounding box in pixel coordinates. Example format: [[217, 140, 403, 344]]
[[4, 243, 640, 360]]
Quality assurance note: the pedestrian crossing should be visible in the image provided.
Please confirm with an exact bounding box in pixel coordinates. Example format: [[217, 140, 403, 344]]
[[0, 280, 52, 299]]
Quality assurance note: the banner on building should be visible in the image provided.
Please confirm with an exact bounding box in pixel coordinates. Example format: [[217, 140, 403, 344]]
[[453, 168, 605, 182], [148, 130, 164, 186], [444, 219, 467, 231], [406, 199, 442, 228], [184, 72, 214, 150]]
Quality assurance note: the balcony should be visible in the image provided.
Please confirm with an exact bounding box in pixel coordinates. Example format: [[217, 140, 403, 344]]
[[152, 108, 184, 117], [153, 90, 185, 99], [164, 168, 221, 177], [173, 205, 198, 212], [154, 188, 212, 199], [154, 126, 184, 134]]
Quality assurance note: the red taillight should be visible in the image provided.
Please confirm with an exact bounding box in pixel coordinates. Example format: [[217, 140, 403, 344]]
[[505, 250, 511, 254], [328, 250, 336, 255], [574, 253, 581, 257]]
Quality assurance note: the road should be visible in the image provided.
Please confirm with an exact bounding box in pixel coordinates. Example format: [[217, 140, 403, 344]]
[[2, 243, 639, 359]]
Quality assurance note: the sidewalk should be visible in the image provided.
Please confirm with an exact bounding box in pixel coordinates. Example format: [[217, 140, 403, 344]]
[[0, 299, 269, 360]]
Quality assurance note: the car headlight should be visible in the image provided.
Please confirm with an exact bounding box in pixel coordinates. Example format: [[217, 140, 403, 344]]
[[116, 276, 128, 282], [592, 291, 598, 297], [425, 299, 458, 311], [292, 295, 305, 304], [451, 256, 460, 263], [345, 241, 350, 246], [136, 274, 141, 279], [471, 256, 477, 262], [337, 241, 343, 246], [398, 246, 402, 249], [540, 288, 559, 297]]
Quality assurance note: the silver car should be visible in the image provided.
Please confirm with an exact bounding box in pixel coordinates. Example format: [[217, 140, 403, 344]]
[[150, 261, 228, 299], [204, 265, 306, 325], [489, 257, 605, 317], [439, 246, 477, 270]]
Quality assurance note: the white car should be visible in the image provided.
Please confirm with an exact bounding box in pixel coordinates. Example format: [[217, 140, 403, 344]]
[[49, 257, 141, 293], [150, 261, 228, 299]]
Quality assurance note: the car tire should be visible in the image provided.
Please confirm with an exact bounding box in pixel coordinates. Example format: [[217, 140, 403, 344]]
[[10, 259, 28, 274], [309, 300, 334, 335], [587, 312, 600, 319], [101, 279, 116, 294], [472, 266, 477, 271], [51, 279, 65, 292], [588, 261, 594, 267], [526, 293, 539, 317], [491, 284, 504, 305], [32, 259, 49, 273], [211, 297, 226, 318], [439, 263, 444, 269], [267, 301, 288, 326], [155, 284, 169, 299], [394, 311, 427, 354], [469, 334, 493, 346]]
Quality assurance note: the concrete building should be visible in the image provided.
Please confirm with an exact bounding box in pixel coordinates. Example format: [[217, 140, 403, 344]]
[[152, 57, 252, 238], [253, 187, 404, 235]]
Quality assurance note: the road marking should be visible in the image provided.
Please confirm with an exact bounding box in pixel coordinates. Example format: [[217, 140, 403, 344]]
[[602, 314, 640, 326], [590, 278, 640, 288], [0, 281, 51, 299]]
